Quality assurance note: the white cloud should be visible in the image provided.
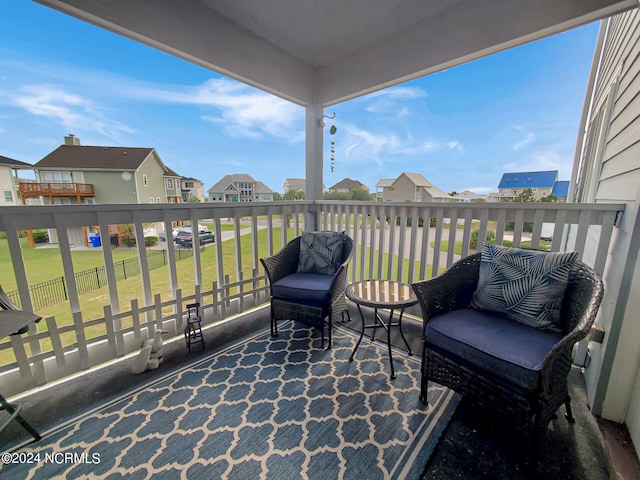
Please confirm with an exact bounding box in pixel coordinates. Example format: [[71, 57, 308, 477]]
[[363, 86, 427, 118], [341, 124, 462, 165], [127, 78, 304, 142], [512, 126, 535, 151], [3, 52, 305, 143], [366, 86, 427, 100], [7, 84, 134, 140]]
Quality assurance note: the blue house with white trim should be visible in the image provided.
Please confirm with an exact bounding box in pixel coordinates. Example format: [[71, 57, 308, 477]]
[[498, 170, 563, 201]]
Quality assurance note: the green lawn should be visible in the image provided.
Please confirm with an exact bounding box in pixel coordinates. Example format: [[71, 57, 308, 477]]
[[0, 227, 440, 366], [430, 239, 552, 254]]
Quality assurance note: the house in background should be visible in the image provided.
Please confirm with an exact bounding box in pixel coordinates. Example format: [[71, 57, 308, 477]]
[[0, 155, 34, 206], [164, 168, 183, 204], [327, 178, 369, 194], [255, 181, 274, 202], [497, 170, 565, 201], [570, 7, 640, 460], [551, 180, 570, 201], [30, 135, 179, 206], [377, 172, 456, 202], [28, 135, 182, 246], [208, 174, 273, 202], [452, 190, 488, 203], [375, 179, 395, 201], [180, 176, 206, 202], [283, 178, 324, 197], [283, 178, 305, 195]]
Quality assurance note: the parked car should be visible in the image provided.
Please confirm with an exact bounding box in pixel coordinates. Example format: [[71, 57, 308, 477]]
[[159, 224, 209, 241], [175, 230, 215, 247], [177, 224, 208, 236]]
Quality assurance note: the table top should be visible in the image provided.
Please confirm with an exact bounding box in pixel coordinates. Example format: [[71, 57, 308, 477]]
[[346, 280, 417, 309]]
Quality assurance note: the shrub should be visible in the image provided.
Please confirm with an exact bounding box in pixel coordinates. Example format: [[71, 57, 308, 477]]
[[122, 236, 136, 247], [33, 230, 49, 243], [470, 229, 496, 249], [504, 221, 533, 233], [144, 236, 158, 247]]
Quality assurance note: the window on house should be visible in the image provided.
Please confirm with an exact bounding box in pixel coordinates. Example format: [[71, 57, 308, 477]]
[[167, 178, 174, 189], [4, 191, 13, 202], [143, 174, 148, 187], [41, 171, 72, 183]]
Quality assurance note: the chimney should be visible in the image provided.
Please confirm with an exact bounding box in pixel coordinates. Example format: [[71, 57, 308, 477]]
[[64, 134, 81, 146]]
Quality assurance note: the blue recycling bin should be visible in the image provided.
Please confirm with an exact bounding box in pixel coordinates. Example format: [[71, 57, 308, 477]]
[[89, 235, 101, 247]]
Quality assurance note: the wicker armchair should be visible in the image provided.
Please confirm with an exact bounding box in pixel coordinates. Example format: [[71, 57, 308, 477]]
[[260, 233, 352, 348], [411, 252, 603, 467]]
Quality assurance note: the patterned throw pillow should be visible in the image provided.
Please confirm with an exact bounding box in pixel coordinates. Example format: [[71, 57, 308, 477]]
[[471, 244, 577, 332], [297, 231, 345, 275]]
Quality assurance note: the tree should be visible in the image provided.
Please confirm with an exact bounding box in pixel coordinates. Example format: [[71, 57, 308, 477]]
[[187, 196, 201, 203], [350, 188, 374, 201], [283, 190, 304, 200], [540, 194, 558, 203], [272, 192, 282, 201], [514, 188, 535, 202]]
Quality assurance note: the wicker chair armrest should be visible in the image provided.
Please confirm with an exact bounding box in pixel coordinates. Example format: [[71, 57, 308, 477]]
[[328, 236, 353, 300], [329, 262, 350, 301], [540, 261, 604, 396], [411, 253, 481, 321], [260, 237, 301, 286]]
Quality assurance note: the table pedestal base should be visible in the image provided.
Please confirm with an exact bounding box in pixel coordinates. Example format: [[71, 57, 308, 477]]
[[349, 304, 413, 379]]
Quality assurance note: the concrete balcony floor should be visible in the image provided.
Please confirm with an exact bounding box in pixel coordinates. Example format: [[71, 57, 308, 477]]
[[2, 303, 639, 479]]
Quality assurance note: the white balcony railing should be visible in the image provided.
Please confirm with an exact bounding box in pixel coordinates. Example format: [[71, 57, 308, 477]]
[[0, 200, 624, 397]]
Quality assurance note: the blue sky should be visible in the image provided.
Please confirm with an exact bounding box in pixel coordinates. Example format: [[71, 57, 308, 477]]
[[1, 1, 599, 196]]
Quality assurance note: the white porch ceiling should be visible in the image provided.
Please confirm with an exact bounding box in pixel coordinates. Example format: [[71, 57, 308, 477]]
[[35, 0, 637, 106]]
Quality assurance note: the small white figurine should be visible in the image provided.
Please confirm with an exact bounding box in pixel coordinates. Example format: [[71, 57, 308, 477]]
[[131, 329, 168, 374]]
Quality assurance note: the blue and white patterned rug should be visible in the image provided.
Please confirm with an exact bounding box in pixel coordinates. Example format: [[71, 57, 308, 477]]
[[2, 323, 458, 479]]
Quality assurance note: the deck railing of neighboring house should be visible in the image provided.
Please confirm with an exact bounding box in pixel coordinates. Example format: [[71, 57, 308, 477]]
[[0, 200, 624, 397], [18, 182, 95, 197]]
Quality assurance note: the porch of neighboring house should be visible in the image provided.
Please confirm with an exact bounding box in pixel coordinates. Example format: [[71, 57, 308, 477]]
[[1, 200, 639, 477]]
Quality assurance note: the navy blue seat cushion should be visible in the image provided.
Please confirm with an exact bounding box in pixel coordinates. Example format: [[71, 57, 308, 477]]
[[271, 272, 335, 306], [425, 308, 563, 390]]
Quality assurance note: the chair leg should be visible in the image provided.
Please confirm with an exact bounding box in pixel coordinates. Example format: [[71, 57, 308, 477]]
[[565, 397, 575, 423], [0, 394, 41, 442], [420, 346, 429, 405], [327, 307, 332, 349], [270, 302, 278, 337]]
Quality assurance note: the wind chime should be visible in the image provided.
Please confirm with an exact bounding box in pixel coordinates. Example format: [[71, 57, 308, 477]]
[[323, 112, 337, 172]]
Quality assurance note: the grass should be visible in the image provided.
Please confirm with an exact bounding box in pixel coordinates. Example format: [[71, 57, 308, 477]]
[[0, 226, 441, 366], [430, 239, 552, 254]]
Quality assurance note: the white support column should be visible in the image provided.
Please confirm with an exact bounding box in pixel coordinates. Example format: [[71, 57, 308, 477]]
[[305, 104, 324, 231]]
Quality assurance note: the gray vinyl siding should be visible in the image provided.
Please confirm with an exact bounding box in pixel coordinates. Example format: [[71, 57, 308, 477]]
[[595, 10, 640, 204], [578, 8, 640, 452], [84, 170, 138, 204]]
